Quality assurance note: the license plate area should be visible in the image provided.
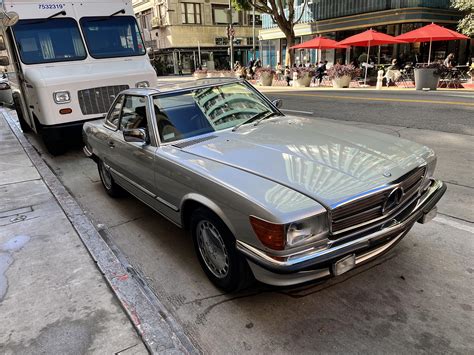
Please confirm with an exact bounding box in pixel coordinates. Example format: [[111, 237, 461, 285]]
[[332, 254, 356, 276]]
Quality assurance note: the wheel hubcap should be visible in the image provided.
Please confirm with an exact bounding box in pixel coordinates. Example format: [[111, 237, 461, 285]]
[[100, 163, 112, 190], [196, 220, 229, 279]]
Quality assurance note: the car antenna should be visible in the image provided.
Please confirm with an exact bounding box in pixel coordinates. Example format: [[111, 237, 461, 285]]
[[110, 9, 126, 16], [48, 10, 66, 18]]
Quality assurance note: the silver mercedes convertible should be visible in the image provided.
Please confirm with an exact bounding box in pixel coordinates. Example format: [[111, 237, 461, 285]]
[[83, 79, 446, 291]]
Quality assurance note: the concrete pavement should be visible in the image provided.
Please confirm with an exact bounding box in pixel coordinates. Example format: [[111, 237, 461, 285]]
[[0, 113, 149, 354]]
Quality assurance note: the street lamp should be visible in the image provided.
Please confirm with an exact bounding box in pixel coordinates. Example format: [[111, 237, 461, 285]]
[[228, 0, 234, 70]]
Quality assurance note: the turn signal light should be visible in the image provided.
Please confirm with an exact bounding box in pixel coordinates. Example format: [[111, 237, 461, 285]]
[[249, 216, 285, 250], [59, 108, 72, 115]]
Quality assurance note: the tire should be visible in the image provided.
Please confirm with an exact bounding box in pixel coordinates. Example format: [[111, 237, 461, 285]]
[[13, 96, 31, 133], [42, 134, 66, 156], [97, 159, 123, 197], [191, 207, 253, 292]]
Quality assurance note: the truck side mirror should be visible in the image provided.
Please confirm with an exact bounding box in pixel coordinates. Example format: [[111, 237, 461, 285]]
[[0, 35, 6, 51], [0, 56, 10, 66], [0, 12, 19, 27]]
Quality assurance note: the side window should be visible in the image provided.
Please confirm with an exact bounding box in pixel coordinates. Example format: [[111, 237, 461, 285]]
[[106, 95, 124, 128], [120, 95, 148, 131]]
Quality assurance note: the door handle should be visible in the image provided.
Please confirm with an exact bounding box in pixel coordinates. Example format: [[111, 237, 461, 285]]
[[108, 141, 115, 148]]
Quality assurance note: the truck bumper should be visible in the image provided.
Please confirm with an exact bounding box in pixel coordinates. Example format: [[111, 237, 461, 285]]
[[237, 179, 446, 287]]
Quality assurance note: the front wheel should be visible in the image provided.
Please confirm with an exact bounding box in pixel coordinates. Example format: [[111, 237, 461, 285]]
[[191, 208, 252, 292], [13, 95, 30, 133], [97, 159, 123, 197]]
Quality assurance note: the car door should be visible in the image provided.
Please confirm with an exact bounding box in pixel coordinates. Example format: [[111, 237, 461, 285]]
[[107, 94, 158, 201]]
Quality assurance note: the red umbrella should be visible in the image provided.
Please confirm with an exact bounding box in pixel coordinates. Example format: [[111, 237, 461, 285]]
[[338, 29, 405, 85], [396, 23, 470, 63], [291, 36, 349, 50]]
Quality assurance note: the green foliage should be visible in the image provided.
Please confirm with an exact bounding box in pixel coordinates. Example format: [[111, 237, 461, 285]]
[[451, 0, 474, 36], [232, 0, 252, 11]]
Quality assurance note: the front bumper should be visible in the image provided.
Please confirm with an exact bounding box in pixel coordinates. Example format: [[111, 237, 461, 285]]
[[237, 179, 446, 286]]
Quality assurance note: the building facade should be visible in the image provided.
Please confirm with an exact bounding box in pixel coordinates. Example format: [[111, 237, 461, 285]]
[[133, 0, 260, 74], [259, 0, 472, 67]]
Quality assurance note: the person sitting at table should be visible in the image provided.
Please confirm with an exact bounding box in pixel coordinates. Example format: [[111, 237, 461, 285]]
[[444, 53, 455, 68], [384, 58, 402, 86]]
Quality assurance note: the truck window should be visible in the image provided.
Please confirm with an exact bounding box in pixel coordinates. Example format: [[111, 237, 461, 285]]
[[80, 16, 146, 59], [12, 18, 86, 64]]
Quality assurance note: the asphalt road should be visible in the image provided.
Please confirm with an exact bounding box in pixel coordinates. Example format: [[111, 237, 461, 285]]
[[12, 89, 474, 354], [264, 89, 474, 136]]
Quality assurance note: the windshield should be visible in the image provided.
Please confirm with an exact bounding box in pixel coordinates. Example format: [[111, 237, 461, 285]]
[[12, 18, 86, 64], [80, 16, 146, 59], [152, 82, 277, 143]]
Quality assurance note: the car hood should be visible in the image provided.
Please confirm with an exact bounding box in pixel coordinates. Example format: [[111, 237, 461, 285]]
[[180, 116, 433, 208]]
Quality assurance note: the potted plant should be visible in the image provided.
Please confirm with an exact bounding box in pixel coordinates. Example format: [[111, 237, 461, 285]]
[[327, 64, 361, 88], [255, 67, 275, 86], [193, 69, 207, 79], [291, 67, 316, 87], [414, 63, 448, 90], [468, 63, 474, 83]]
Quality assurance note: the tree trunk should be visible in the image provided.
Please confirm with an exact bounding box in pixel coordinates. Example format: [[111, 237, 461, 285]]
[[285, 31, 296, 67]]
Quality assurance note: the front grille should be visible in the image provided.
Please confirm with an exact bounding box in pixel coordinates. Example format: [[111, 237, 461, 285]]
[[78, 85, 129, 115], [331, 166, 426, 235]]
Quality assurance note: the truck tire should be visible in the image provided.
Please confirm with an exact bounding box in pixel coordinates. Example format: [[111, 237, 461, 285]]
[[13, 96, 31, 132], [42, 135, 67, 156]]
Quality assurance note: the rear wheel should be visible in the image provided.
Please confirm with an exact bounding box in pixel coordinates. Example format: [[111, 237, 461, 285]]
[[191, 207, 253, 292], [98, 159, 123, 197]]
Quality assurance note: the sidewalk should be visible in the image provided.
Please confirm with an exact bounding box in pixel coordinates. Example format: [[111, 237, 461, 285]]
[[0, 113, 148, 353]]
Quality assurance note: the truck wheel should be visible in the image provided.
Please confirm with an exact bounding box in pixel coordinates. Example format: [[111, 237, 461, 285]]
[[98, 159, 123, 197], [13, 96, 30, 132], [191, 207, 253, 292], [42, 135, 66, 156]]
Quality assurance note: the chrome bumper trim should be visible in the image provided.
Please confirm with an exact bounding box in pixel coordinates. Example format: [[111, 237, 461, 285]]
[[237, 179, 446, 274], [83, 145, 93, 158]]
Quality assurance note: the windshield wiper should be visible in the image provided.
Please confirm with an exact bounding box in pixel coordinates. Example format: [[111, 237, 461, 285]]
[[253, 111, 279, 127], [232, 111, 280, 132], [48, 10, 66, 19], [232, 111, 271, 132], [110, 9, 125, 17]]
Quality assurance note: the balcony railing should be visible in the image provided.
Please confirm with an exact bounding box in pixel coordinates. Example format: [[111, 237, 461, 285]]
[[262, 0, 452, 29]]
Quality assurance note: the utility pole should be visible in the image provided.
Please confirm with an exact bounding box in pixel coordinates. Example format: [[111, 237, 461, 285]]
[[252, 0, 256, 60], [228, 0, 234, 70]]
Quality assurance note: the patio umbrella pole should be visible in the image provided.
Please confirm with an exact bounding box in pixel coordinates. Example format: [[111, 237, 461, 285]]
[[364, 42, 371, 86], [428, 38, 432, 64]]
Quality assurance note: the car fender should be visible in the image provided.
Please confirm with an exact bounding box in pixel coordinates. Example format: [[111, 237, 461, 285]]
[[180, 192, 237, 237]]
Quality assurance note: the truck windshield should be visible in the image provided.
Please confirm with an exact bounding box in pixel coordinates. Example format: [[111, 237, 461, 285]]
[[80, 16, 146, 59], [12, 18, 86, 65]]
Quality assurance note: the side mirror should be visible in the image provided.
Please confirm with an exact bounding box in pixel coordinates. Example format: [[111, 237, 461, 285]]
[[0, 56, 10, 66], [272, 98, 283, 108], [123, 128, 148, 144]]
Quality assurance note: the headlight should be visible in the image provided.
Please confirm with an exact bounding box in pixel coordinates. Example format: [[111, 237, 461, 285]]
[[250, 213, 329, 250], [287, 214, 328, 248], [135, 81, 150, 88], [53, 91, 71, 104]]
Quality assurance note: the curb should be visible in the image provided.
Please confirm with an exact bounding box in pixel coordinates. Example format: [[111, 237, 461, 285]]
[[2, 109, 199, 355]]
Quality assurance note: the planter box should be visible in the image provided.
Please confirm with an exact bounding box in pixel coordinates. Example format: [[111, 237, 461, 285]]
[[414, 68, 440, 90], [259, 74, 273, 86], [331, 75, 351, 88], [293, 76, 312, 87], [193, 72, 207, 79]]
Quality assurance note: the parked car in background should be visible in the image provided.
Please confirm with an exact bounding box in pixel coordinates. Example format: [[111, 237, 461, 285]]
[[83, 79, 446, 292]]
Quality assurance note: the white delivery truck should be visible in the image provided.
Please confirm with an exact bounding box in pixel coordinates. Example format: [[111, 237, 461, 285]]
[[0, 0, 157, 154]]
